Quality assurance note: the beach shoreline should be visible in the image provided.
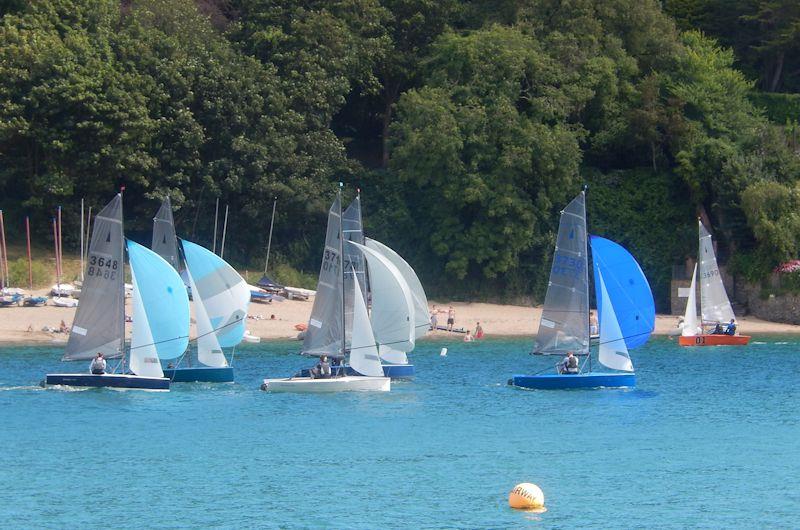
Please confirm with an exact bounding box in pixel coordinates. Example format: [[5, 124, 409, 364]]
[[1, 295, 799, 347]]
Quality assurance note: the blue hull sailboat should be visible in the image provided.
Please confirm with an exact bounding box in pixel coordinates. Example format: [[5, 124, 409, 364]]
[[45, 195, 190, 391], [151, 198, 249, 383], [509, 190, 655, 390]]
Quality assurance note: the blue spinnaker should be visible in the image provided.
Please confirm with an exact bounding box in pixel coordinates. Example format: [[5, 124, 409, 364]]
[[590, 235, 655, 349], [127, 240, 190, 360]]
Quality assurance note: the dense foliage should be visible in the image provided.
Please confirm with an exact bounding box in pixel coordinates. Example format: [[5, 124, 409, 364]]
[[1, 0, 798, 309]]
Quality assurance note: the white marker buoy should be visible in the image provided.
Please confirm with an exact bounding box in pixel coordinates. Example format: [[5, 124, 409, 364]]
[[440, 347, 447, 357], [508, 483, 546, 512]]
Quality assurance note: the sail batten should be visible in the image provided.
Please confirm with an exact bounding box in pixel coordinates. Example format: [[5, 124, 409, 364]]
[[533, 192, 590, 355], [63, 195, 125, 361]]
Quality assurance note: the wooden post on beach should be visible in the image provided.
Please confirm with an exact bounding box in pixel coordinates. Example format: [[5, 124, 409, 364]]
[[25, 216, 32, 290], [0, 210, 8, 288], [52, 218, 60, 289]]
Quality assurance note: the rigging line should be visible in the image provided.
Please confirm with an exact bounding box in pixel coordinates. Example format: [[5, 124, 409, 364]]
[[128, 315, 244, 350]]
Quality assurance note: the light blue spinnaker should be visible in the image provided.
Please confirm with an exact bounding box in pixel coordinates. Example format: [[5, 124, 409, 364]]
[[127, 240, 190, 361], [180, 239, 250, 348], [590, 235, 655, 349]]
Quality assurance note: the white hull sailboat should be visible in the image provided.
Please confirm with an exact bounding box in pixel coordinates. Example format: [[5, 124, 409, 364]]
[[261, 189, 390, 393]]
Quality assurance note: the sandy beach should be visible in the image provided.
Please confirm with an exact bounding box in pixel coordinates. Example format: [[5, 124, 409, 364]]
[[2, 292, 799, 345]]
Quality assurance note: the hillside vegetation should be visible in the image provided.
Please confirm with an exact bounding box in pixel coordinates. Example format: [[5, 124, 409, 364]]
[[1, 0, 799, 309]]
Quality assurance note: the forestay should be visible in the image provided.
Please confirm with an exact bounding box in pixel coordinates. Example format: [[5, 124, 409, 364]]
[[348, 272, 383, 377], [181, 240, 250, 350], [533, 191, 590, 355], [151, 196, 180, 271], [303, 196, 344, 357], [127, 241, 190, 378], [596, 270, 634, 372], [365, 237, 429, 339], [350, 241, 414, 364], [590, 235, 655, 349], [698, 220, 735, 325], [63, 194, 125, 361]]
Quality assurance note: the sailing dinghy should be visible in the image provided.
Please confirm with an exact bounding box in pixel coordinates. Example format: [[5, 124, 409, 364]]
[[678, 220, 750, 346], [261, 191, 390, 393], [338, 194, 428, 377], [509, 190, 655, 390], [44, 195, 189, 391], [151, 198, 250, 382]]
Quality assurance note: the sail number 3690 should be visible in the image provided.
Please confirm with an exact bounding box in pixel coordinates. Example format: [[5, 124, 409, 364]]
[[87, 255, 119, 280]]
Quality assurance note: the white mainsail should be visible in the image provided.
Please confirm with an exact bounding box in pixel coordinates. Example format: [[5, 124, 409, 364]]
[[365, 237, 429, 339], [350, 241, 414, 364], [698, 220, 735, 325], [597, 270, 634, 372], [348, 272, 383, 377], [682, 264, 700, 337]]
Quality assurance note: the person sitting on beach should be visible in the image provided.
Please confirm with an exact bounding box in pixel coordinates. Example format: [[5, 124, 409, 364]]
[[464, 330, 474, 342], [447, 306, 456, 332], [309, 355, 332, 379], [725, 319, 737, 335], [475, 322, 484, 339], [712, 323, 723, 334], [90, 353, 106, 375], [559, 351, 579, 374], [59, 320, 68, 334]]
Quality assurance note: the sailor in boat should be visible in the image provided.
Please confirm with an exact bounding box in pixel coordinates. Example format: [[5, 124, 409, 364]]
[[90, 353, 106, 375], [309, 355, 332, 379], [712, 322, 724, 334], [725, 318, 737, 335], [559, 351, 580, 375]]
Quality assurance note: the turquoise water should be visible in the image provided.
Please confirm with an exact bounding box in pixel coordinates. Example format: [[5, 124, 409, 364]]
[[1, 336, 798, 528]]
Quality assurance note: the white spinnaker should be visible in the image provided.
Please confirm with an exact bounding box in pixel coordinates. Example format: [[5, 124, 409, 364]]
[[682, 264, 699, 337], [597, 270, 634, 372], [350, 242, 414, 360], [129, 267, 165, 378], [365, 238, 429, 339], [698, 221, 735, 325], [348, 272, 384, 377], [186, 268, 228, 368]]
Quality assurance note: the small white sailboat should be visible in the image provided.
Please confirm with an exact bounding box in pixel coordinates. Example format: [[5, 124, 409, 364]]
[[678, 220, 750, 346], [261, 190, 390, 393], [44, 195, 190, 391]]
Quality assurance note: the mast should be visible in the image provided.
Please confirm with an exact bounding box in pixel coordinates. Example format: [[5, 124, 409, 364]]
[[80, 199, 85, 282], [220, 204, 229, 259], [0, 210, 8, 288], [85, 207, 92, 272], [264, 197, 277, 275], [339, 183, 346, 358], [52, 218, 60, 290], [120, 189, 126, 372], [212, 197, 219, 254], [25, 217, 32, 291], [57, 206, 62, 287]]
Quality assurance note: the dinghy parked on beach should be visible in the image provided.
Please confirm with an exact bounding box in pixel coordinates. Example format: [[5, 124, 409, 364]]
[[509, 189, 655, 390], [678, 220, 750, 346], [44, 195, 189, 391]]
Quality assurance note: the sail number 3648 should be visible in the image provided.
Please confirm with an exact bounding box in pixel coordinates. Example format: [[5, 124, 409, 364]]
[[87, 255, 119, 280]]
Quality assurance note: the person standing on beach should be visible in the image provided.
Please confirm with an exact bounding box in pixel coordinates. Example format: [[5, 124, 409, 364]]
[[90, 353, 106, 375], [430, 306, 439, 331], [447, 306, 455, 332]]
